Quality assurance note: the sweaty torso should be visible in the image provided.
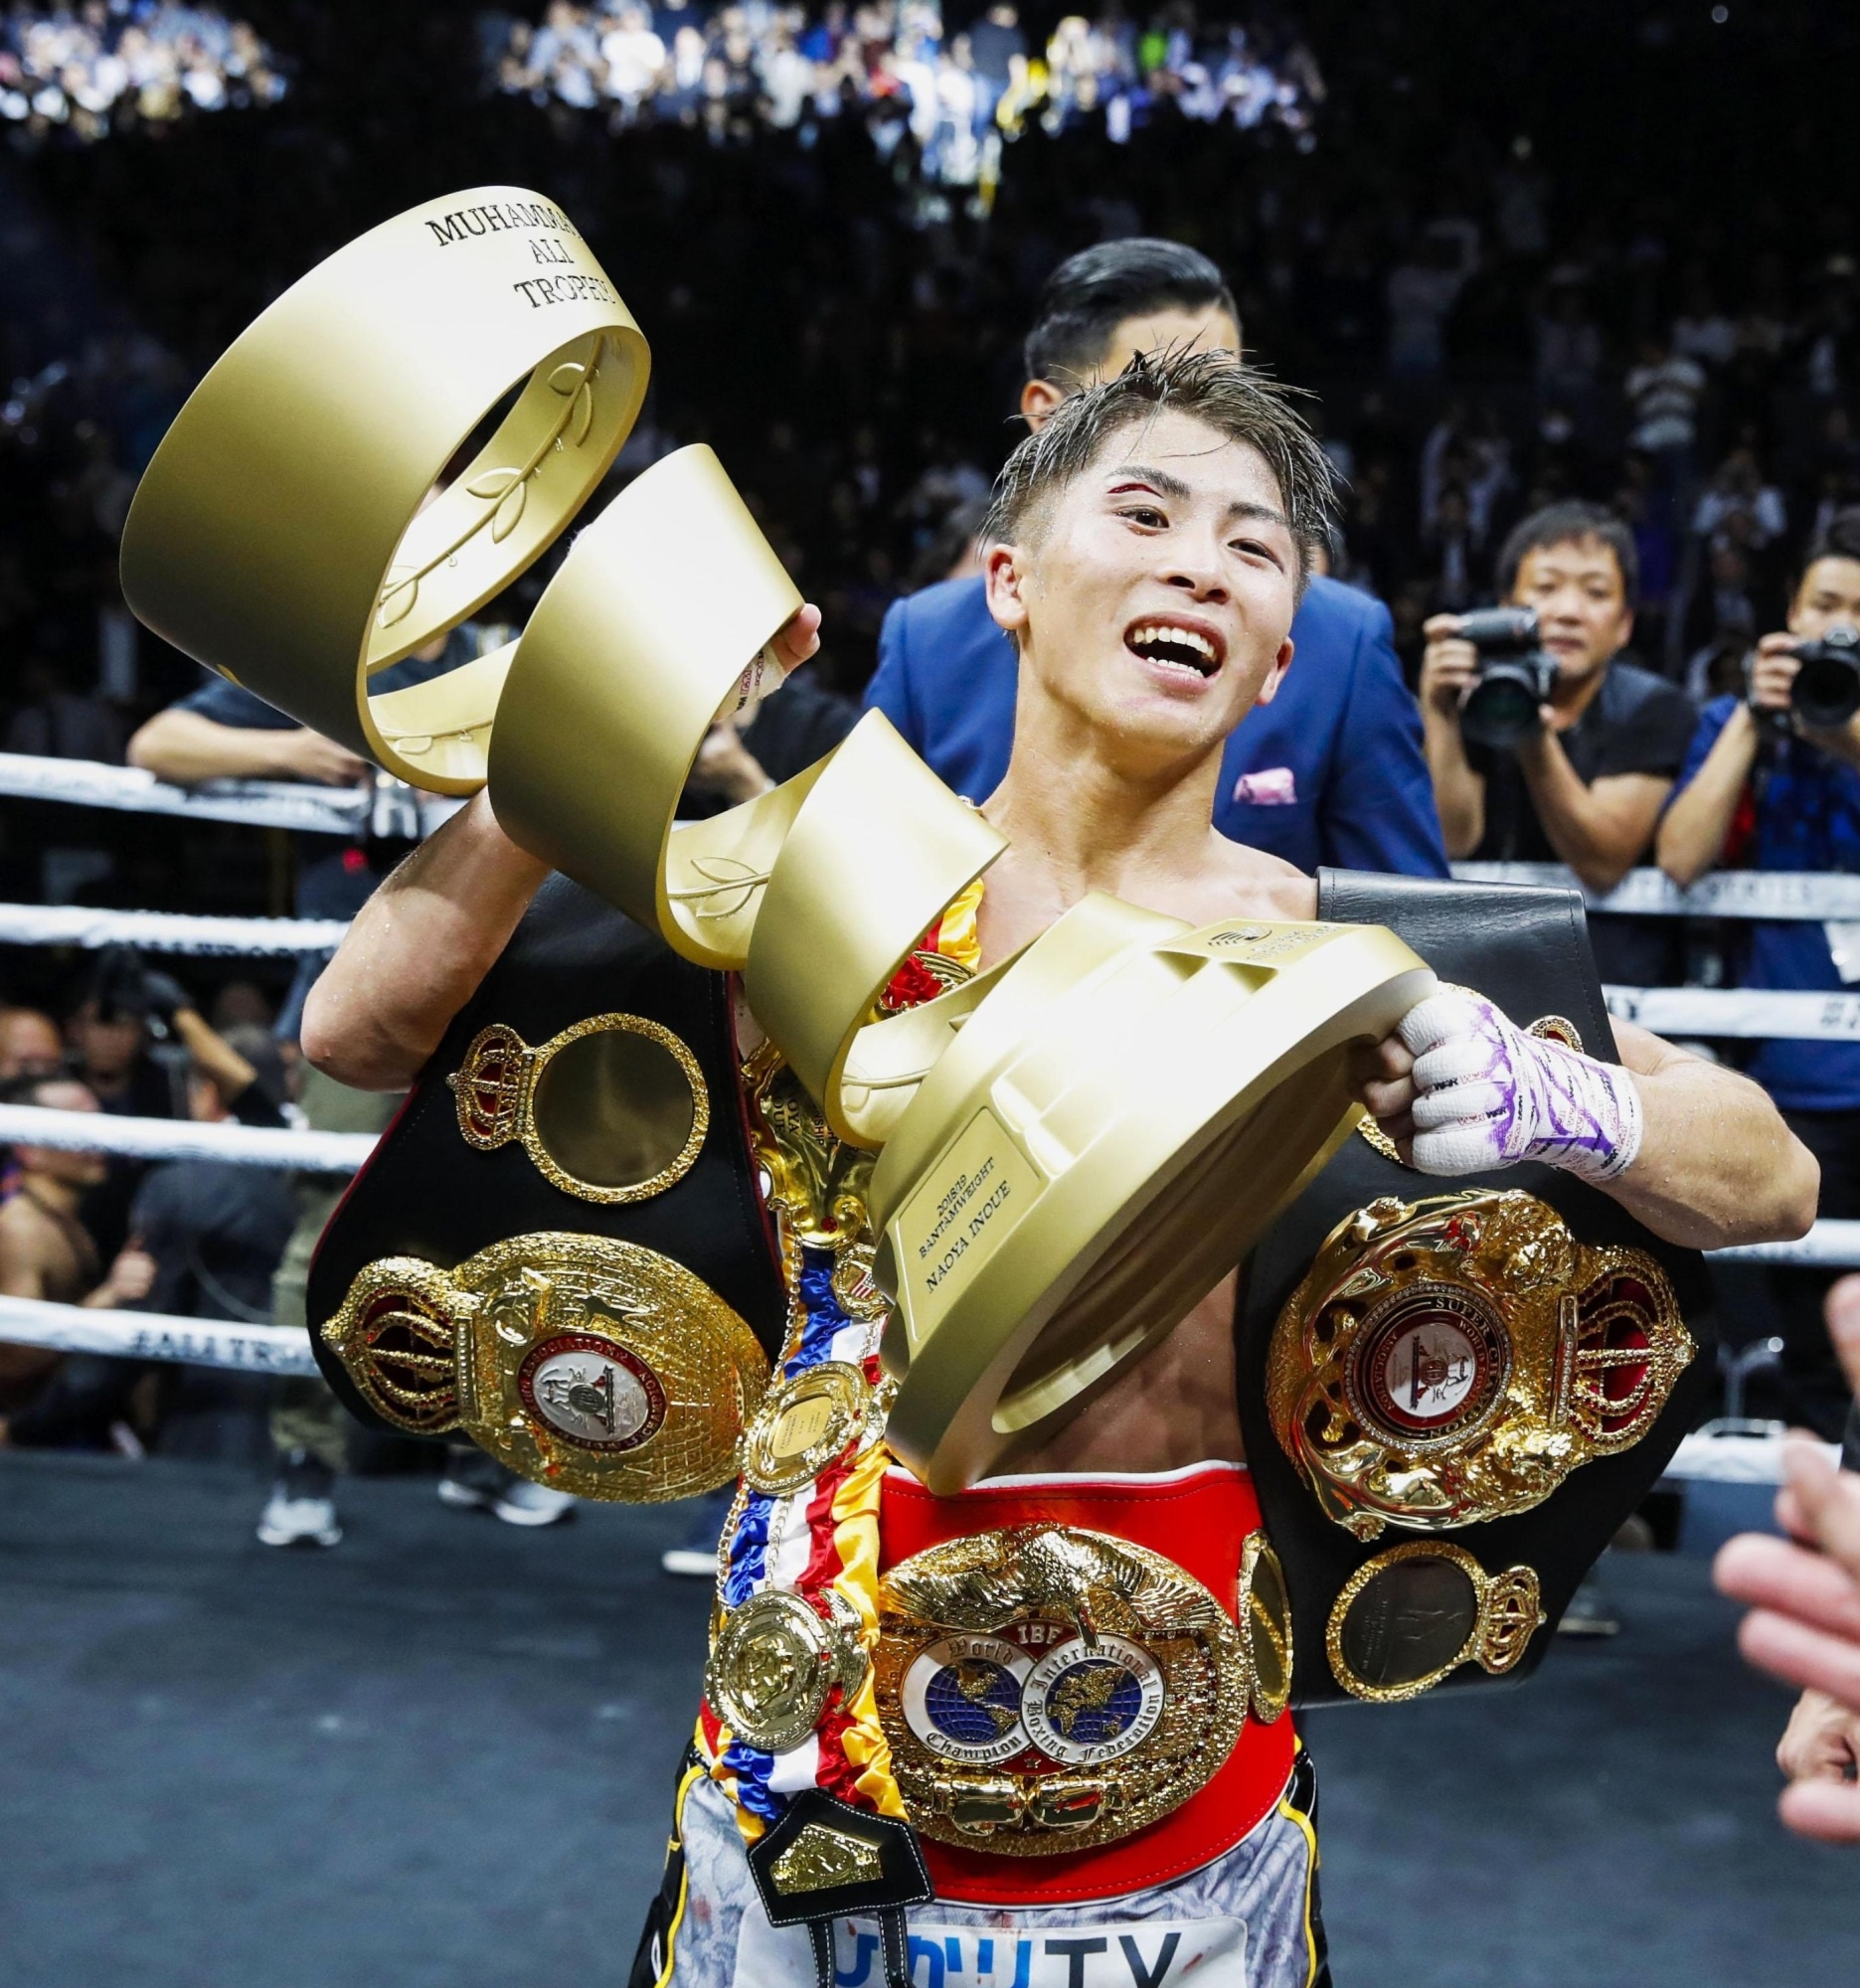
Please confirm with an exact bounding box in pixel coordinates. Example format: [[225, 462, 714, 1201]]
[[973, 835, 1317, 1477]]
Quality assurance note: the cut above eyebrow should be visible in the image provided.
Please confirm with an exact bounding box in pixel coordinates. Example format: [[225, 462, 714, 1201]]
[[1105, 464, 1194, 502], [1103, 464, 1291, 533]]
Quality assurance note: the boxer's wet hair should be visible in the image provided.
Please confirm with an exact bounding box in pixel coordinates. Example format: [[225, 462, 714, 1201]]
[[981, 347, 1337, 597]]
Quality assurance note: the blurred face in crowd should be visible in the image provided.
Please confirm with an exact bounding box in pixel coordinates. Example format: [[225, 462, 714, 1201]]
[[1788, 555, 1860, 639], [1021, 303, 1243, 428], [66, 998, 145, 1085], [1506, 535, 1634, 687], [986, 406, 1298, 775], [15, 1077, 108, 1188], [0, 1008, 62, 1082], [187, 1065, 234, 1125]]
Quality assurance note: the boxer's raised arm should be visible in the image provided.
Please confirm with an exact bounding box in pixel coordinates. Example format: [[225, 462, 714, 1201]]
[[1351, 994, 1818, 1250], [301, 791, 549, 1090]]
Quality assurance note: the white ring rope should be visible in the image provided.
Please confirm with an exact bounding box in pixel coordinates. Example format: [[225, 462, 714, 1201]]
[[0, 749, 462, 838], [1661, 1430, 1843, 1484], [1604, 984, 1860, 1042], [0, 1226, 1851, 1380], [0, 903, 349, 953], [0, 1294, 317, 1375], [0, 763, 1854, 1227], [0, 1103, 375, 1171], [1705, 1221, 1860, 1266], [1453, 861, 1860, 920], [0, 753, 1850, 911]]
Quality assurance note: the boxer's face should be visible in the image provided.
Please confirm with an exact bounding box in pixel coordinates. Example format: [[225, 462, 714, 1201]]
[[985, 407, 1298, 767]]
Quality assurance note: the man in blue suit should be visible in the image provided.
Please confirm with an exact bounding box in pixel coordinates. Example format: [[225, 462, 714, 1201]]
[[867, 240, 1448, 877]]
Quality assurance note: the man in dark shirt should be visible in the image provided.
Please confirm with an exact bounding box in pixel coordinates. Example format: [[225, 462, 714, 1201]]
[[681, 671, 860, 816], [1421, 501, 1697, 984], [128, 642, 457, 939]]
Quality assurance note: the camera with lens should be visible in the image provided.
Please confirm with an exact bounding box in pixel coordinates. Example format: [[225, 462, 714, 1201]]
[[1454, 607, 1559, 749], [1788, 624, 1860, 732]]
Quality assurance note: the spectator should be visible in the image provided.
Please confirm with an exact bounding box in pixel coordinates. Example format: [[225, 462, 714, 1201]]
[[966, 2, 1023, 131], [0, 1073, 156, 1445], [601, 3, 666, 116], [1658, 508, 1860, 1437], [256, 1065, 400, 1550], [866, 237, 1449, 878], [1714, 1276, 1860, 1845], [127, 632, 475, 1033], [1624, 335, 1706, 466], [1421, 501, 1697, 983], [0, 3, 283, 140], [0, 1007, 63, 1082], [1386, 228, 1471, 383], [66, 945, 180, 1121], [4, 1010, 294, 1459]]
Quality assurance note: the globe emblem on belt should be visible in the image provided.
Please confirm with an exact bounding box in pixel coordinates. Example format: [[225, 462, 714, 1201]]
[[1021, 1635, 1165, 1766], [517, 1332, 666, 1452], [902, 1634, 1031, 1765]]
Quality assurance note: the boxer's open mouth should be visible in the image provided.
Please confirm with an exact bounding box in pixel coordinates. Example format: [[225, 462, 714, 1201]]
[[1125, 616, 1225, 680]]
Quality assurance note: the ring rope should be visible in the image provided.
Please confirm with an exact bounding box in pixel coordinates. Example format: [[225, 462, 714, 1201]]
[[1661, 1430, 1843, 1484], [1603, 985, 1860, 1041], [0, 903, 350, 953], [0, 1293, 316, 1374], [1454, 861, 1860, 921], [0, 749, 462, 838], [0, 1103, 373, 1171]]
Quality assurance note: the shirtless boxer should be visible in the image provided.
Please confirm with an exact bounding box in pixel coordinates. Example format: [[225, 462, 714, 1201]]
[[302, 351, 1815, 1988]]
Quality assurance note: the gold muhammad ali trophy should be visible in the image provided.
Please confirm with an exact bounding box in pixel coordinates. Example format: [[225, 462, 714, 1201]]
[[120, 186, 1433, 1492]]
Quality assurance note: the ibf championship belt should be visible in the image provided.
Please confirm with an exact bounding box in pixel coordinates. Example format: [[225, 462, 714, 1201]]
[[865, 1466, 1295, 1904]]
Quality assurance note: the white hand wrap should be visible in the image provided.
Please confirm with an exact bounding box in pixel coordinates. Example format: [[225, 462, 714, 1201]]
[[1396, 989, 1644, 1185]]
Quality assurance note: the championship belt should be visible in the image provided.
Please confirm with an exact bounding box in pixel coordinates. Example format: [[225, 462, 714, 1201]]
[[323, 1231, 767, 1502], [1237, 872, 1712, 1708], [878, 1528, 1248, 1850], [304, 878, 788, 1502], [868, 1464, 1296, 1906]]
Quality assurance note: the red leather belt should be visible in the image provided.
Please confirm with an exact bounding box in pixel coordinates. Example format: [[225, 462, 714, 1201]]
[[879, 1460, 1295, 1905]]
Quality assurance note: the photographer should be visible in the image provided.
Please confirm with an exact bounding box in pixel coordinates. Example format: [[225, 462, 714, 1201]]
[[1658, 509, 1860, 1435], [1422, 501, 1698, 984]]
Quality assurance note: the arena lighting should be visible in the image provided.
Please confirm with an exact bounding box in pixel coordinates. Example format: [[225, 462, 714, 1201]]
[[0, 4, 284, 141], [485, 4, 1323, 188]]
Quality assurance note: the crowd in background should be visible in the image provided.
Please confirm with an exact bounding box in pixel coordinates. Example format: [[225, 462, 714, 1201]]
[[486, 0, 1318, 184], [2, 2, 1860, 1470], [0, 1, 284, 140]]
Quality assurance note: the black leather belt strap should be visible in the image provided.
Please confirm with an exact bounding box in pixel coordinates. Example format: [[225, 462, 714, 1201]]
[[746, 1790, 932, 1988]]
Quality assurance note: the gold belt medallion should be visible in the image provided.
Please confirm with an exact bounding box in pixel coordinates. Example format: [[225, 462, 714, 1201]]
[[706, 1589, 870, 1754], [1268, 1191, 1693, 1538], [874, 1526, 1247, 1855], [1326, 1542, 1545, 1703], [741, 1362, 882, 1496], [321, 1232, 768, 1501], [448, 1012, 709, 1205]]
